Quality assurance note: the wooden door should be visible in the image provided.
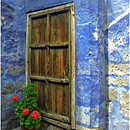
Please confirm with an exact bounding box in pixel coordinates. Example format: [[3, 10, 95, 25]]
[[26, 3, 75, 129]]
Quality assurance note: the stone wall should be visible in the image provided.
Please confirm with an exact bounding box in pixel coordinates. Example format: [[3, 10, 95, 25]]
[[1, 0, 27, 129], [1, 0, 129, 130], [105, 0, 129, 129]]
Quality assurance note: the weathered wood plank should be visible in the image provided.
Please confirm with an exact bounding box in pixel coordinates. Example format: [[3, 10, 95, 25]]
[[31, 80, 46, 111], [29, 4, 71, 19], [39, 49, 46, 76], [26, 14, 31, 84], [50, 12, 68, 43], [30, 76, 46, 80], [47, 77, 69, 83], [68, 9, 71, 122], [41, 111, 69, 123], [50, 83, 57, 113], [70, 3, 75, 129], [57, 84, 63, 115], [31, 16, 47, 44], [63, 47, 69, 79], [50, 47, 69, 79], [42, 117, 71, 130], [31, 49, 40, 76], [47, 14, 50, 43], [29, 17, 32, 84], [63, 84, 69, 117], [30, 76, 69, 83], [45, 14, 50, 113], [30, 42, 69, 48]]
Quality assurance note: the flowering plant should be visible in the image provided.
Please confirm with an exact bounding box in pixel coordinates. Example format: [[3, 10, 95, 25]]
[[12, 83, 42, 129]]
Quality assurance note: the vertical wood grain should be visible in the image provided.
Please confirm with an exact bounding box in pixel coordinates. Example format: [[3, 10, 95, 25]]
[[63, 84, 69, 116], [57, 83, 63, 115], [50, 12, 68, 43], [32, 16, 47, 44], [45, 14, 50, 113], [49, 47, 68, 79]]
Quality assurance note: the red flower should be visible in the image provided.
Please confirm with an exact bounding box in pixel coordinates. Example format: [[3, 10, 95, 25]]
[[31, 110, 39, 120], [22, 108, 29, 116], [12, 95, 18, 100]]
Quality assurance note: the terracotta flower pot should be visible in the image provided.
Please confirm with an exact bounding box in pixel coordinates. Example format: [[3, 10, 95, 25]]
[[21, 125, 38, 130]]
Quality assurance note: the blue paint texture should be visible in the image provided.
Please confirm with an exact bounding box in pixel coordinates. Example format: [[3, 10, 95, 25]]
[[1, 0, 26, 86], [105, 0, 129, 130], [1, 0, 129, 130], [1, 0, 27, 129]]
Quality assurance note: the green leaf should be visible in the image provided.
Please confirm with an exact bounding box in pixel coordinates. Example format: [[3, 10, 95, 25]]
[[15, 107, 19, 111], [35, 118, 40, 124], [25, 122, 31, 125], [18, 100, 23, 105], [20, 106, 24, 110], [19, 114, 23, 118], [20, 122, 24, 125], [25, 124, 34, 129], [39, 115, 42, 120], [14, 103, 18, 107], [29, 107, 34, 111], [35, 122, 41, 129], [32, 104, 37, 107], [20, 93, 24, 97], [15, 111, 19, 115], [32, 119, 35, 124], [23, 102, 26, 107], [20, 118, 24, 121]]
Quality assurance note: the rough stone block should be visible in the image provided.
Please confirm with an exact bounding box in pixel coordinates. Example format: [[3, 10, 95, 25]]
[[106, 88, 117, 102], [15, 81, 26, 92], [7, 64, 24, 76], [120, 90, 129, 119], [2, 82, 14, 94], [106, 77, 128, 87]]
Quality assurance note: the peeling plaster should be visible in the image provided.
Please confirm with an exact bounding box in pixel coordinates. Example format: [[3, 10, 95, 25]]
[[106, 8, 129, 29], [108, 38, 117, 53], [76, 105, 91, 125], [92, 32, 98, 40]]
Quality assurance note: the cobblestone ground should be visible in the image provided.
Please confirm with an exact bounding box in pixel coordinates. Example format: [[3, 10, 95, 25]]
[[11, 126, 42, 130], [11, 126, 21, 130]]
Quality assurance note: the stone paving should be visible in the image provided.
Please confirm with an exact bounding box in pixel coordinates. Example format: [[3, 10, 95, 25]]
[[11, 126, 21, 130], [11, 126, 42, 130]]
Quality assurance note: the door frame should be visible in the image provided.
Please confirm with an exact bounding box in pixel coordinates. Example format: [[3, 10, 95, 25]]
[[26, 3, 75, 129]]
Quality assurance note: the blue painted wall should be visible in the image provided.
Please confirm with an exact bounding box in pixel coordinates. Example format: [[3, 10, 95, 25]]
[[74, 0, 107, 129], [1, 0, 27, 129], [106, 0, 129, 129], [1, 0, 26, 86], [1, 0, 129, 130]]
